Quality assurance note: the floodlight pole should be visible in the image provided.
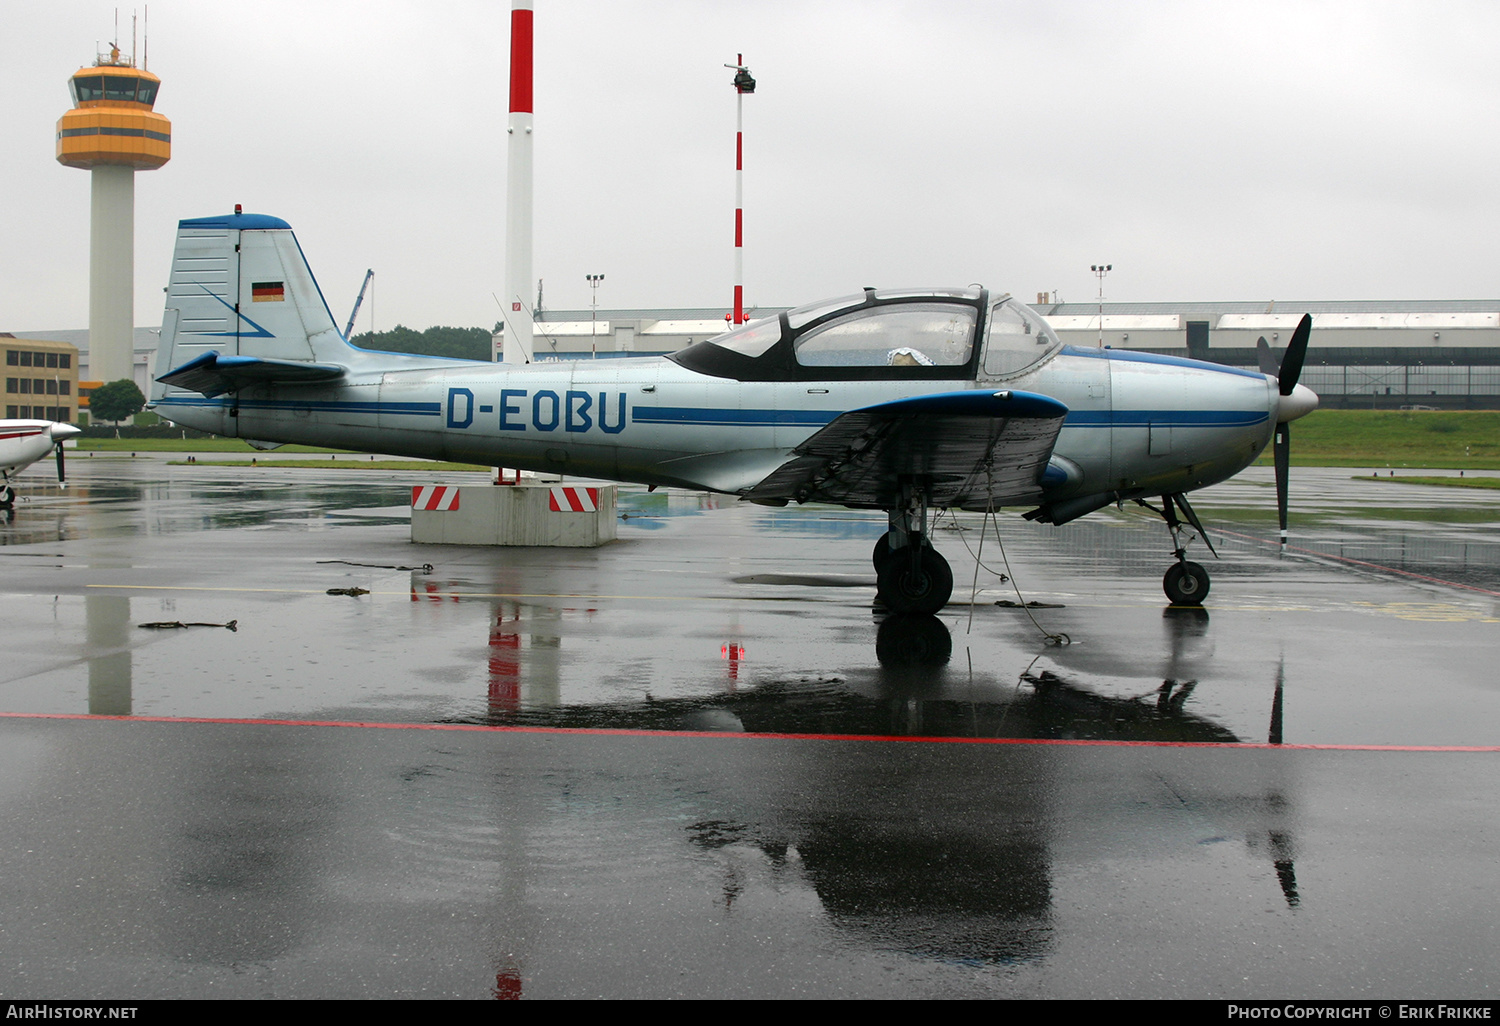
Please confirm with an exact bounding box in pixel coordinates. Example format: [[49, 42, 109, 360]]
[[1091, 263, 1112, 348], [586, 274, 604, 358]]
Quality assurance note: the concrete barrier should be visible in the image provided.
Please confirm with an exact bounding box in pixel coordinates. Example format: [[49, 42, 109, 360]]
[[410, 483, 616, 547]]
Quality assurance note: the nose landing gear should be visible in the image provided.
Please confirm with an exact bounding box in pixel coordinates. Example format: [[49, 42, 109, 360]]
[[1137, 492, 1217, 606]]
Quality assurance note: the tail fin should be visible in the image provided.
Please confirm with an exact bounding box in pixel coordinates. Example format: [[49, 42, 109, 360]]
[[152, 212, 351, 401]]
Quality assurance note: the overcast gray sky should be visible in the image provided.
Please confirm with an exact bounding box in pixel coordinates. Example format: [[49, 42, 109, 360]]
[[7, 0, 1500, 334]]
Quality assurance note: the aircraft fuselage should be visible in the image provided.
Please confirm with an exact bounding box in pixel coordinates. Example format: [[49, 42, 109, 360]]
[[155, 347, 1280, 507]]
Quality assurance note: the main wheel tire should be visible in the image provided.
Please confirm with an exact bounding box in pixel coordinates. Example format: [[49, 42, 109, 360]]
[[872, 531, 927, 571], [876, 546, 953, 615], [1163, 561, 1210, 605]]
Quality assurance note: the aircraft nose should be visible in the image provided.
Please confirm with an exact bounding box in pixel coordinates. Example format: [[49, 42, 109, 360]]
[[1276, 382, 1318, 424]]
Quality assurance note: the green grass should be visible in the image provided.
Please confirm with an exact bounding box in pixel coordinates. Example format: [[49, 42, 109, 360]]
[[78, 438, 348, 453], [1352, 474, 1500, 490], [171, 459, 492, 472], [1253, 410, 1500, 469]]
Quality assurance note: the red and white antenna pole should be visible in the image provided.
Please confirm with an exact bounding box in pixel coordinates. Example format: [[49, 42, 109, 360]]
[[503, 1, 535, 364], [728, 56, 755, 325]]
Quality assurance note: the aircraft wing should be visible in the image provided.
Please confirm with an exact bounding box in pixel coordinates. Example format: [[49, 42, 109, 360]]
[[156, 351, 346, 398], [744, 389, 1068, 511]]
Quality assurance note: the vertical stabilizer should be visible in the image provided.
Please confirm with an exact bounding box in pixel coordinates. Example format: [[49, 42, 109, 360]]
[[152, 212, 347, 401]]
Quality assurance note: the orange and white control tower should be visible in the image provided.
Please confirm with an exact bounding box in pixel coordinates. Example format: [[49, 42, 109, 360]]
[[56, 41, 171, 385]]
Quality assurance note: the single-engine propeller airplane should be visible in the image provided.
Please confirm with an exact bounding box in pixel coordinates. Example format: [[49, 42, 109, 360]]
[[1, 419, 80, 510], [149, 211, 1318, 612]]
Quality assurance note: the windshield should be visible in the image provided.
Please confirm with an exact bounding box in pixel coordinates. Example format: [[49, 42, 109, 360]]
[[982, 297, 1061, 376], [705, 315, 783, 357]]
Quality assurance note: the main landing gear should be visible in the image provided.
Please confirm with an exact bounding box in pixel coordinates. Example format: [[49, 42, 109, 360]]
[[1137, 492, 1217, 606], [873, 482, 954, 615]]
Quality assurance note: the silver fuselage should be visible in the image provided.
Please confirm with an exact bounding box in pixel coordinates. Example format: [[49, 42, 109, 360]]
[[154, 345, 1279, 507]]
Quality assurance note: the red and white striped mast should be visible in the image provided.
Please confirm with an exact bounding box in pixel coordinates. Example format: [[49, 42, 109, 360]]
[[727, 56, 755, 324], [503, 0, 535, 364]]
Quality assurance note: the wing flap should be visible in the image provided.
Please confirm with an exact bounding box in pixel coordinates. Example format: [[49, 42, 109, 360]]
[[156, 351, 346, 398], [745, 389, 1068, 511]]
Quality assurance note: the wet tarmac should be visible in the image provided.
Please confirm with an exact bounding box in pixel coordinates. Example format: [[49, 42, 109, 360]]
[[1, 456, 1497, 998]]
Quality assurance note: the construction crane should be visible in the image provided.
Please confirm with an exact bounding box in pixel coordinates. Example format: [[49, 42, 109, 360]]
[[344, 269, 374, 340]]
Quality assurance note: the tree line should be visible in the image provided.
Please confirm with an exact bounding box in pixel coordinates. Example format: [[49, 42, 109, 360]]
[[349, 324, 497, 362]]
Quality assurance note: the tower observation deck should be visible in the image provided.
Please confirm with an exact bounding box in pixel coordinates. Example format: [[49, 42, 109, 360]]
[[56, 45, 171, 387]]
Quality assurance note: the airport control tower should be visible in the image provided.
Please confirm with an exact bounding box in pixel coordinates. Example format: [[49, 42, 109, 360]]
[[56, 43, 171, 385]]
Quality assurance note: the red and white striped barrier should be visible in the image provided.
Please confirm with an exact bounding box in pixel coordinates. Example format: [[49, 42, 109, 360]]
[[549, 486, 599, 512], [411, 485, 461, 511]]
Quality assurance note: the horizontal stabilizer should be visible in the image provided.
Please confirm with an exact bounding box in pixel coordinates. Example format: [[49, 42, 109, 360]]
[[745, 389, 1068, 511], [156, 351, 346, 398]]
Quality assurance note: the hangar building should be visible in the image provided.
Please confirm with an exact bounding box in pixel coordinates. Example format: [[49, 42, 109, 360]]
[[513, 298, 1500, 409]]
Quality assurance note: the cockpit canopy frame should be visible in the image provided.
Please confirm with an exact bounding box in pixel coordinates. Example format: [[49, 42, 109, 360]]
[[668, 287, 1062, 383]]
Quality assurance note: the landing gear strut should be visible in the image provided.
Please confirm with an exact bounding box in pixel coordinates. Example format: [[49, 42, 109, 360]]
[[874, 481, 953, 614], [1137, 492, 1217, 606]]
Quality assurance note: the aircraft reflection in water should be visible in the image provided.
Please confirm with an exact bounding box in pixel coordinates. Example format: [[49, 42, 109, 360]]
[[670, 735, 1301, 968], [464, 594, 1300, 960], [150, 211, 1319, 613], [470, 602, 1243, 744]]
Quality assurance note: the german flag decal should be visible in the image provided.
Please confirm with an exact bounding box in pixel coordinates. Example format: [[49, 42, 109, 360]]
[[251, 281, 285, 302]]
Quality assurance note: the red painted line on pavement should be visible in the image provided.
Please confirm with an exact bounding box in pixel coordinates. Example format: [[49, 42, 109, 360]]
[[1215, 526, 1500, 598], [1, 711, 1495, 751]]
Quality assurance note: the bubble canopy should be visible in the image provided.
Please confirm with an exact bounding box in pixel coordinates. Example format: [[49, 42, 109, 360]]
[[669, 288, 1060, 382]]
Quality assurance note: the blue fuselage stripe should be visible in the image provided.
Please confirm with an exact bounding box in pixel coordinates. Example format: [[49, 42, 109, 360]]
[[157, 394, 1265, 429], [631, 406, 838, 427], [1064, 410, 1269, 427], [157, 396, 442, 416]]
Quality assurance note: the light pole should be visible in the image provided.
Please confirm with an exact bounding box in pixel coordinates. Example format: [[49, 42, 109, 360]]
[[586, 273, 604, 358], [1091, 263, 1111, 348], [726, 56, 755, 324]]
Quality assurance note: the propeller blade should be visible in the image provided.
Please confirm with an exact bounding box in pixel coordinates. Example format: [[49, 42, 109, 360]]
[[1268, 655, 1285, 745], [1256, 336, 1281, 376], [55, 442, 67, 487], [1274, 422, 1291, 548], [1279, 314, 1312, 396]]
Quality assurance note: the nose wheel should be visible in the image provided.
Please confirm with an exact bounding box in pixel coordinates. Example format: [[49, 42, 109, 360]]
[[1136, 492, 1217, 607], [1163, 560, 1210, 605]]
